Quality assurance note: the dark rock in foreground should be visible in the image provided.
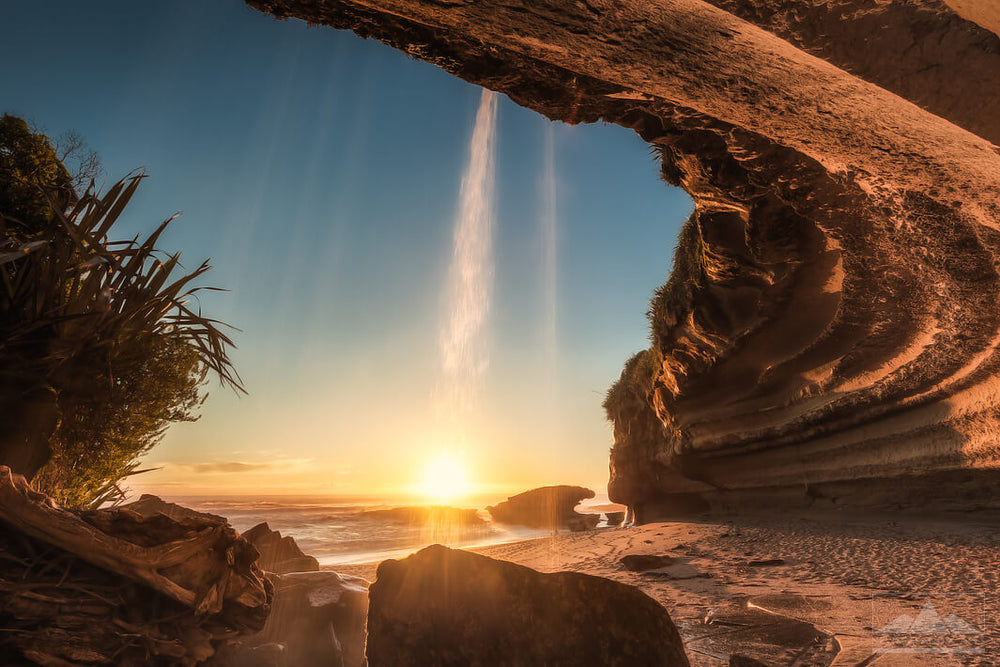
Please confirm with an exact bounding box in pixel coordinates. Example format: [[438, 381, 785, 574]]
[[621, 554, 675, 572], [692, 603, 834, 666], [487, 485, 597, 529], [219, 570, 369, 667], [242, 522, 320, 574], [366, 544, 690, 666]]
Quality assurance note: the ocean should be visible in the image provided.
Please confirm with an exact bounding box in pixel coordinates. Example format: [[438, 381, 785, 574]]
[[169, 494, 622, 566]]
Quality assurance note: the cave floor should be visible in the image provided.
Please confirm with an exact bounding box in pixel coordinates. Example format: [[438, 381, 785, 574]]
[[334, 513, 1000, 665]]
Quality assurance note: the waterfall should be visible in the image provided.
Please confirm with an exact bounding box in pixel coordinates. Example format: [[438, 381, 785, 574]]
[[437, 88, 499, 422], [541, 123, 558, 371]]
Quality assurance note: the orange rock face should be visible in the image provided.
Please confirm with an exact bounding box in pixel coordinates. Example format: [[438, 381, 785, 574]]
[[248, 0, 1000, 515]]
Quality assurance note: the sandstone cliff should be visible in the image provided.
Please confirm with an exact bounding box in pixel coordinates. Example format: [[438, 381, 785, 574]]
[[247, 0, 1000, 516]]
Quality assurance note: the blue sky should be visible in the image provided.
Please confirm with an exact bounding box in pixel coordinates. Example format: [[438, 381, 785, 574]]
[[1, 0, 692, 497]]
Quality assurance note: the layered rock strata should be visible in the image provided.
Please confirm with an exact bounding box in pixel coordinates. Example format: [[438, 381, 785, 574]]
[[248, 0, 1000, 516]]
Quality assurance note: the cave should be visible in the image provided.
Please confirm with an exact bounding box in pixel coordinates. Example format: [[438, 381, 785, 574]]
[[246, 0, 1000, 518]]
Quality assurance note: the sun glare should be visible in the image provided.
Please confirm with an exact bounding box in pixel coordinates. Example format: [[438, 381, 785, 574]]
[[419, 453, 471, 503]]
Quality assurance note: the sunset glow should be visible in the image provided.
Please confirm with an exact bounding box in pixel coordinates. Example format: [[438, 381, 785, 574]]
[[6, 2, 996, 662], [419, 453, 472, 503], [6, 2, 688, 501]]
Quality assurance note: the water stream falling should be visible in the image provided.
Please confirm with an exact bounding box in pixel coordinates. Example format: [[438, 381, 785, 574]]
[[437, 89, 499, 423], [541, 123, 558, 374]]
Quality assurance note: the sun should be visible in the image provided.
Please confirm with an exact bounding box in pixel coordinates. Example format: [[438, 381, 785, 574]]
[[419, 453, 471, 504]]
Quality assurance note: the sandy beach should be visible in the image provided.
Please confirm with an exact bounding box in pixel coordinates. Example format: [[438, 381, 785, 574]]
[[334, 514, 1000, 665]]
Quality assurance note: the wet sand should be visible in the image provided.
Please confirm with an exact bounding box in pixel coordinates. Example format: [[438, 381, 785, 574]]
[[334, 513, 1000, 665]]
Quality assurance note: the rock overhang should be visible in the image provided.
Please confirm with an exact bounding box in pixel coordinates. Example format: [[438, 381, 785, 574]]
[[247, 0, 1000, 517]]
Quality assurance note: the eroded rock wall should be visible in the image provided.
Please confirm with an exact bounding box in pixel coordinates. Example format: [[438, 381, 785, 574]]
[[702, 0, 1000, 145], [248, 0, 1000, 515]]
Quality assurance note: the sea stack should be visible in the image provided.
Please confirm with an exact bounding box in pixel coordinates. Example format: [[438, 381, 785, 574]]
[[487, 485, 598, 530]]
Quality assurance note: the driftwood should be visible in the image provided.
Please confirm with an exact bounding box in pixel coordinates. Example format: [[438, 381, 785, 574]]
[[0, 466, 272, 665]]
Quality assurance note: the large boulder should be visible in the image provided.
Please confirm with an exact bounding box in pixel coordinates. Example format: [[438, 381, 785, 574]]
[[220, 570, 369, 667], [487, 485, 598, 530], [366, 544, 690, 666], [242, 522, 320, 574]]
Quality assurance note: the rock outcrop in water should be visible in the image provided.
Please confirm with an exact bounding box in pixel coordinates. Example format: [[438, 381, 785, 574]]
[[248, 0, 1000, 516], [487, 485, 597, 529], [366, 544, 690, 666]]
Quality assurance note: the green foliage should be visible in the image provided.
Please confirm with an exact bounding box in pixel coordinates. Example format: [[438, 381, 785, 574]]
[[604, 216, 705, 425], [603, 348, 661, 422], [648, 214, 706, 345], [0, 114, 75, 234], [0, 116, 242, 507], [605, 154, 706, 431], [32, 334, 206, 508]]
